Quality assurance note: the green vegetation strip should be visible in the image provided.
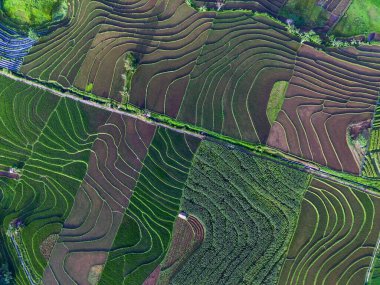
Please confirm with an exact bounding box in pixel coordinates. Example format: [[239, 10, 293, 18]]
[[279, 0, 329, 28], [367, 235, 380, 285], [363, 104, 380, 179], [99, 128, 200, 285]]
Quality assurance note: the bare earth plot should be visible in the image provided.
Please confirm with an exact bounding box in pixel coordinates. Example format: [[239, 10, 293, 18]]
[[280, 177, 380, 285], [267, 44, 380, 174]]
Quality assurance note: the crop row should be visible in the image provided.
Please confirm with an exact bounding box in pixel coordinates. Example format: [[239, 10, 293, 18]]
[[178, 12, 300, 144], [166, 141, 310, 285], [98, 128, 200, 285], [267, 44, 380, 174], [279, 177, 380, 285]]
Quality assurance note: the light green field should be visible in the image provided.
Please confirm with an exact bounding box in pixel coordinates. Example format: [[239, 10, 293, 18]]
[[2, 0, 67, 26], [333, 0, 380, 37], [267, 81, 288, 125]]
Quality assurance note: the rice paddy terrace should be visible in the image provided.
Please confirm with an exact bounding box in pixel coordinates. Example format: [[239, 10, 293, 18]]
[[0, 0, 380, 284], [267, 44, 380, 174], [280, 178, 380, 285]]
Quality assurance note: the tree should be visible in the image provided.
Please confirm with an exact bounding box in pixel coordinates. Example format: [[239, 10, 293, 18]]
[[0, 264, 13, 285]]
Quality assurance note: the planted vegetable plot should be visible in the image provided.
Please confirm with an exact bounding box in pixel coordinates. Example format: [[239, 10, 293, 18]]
[[280, 177, 380, 285], [267, 44, 380, 174], [98, 128, 200, 285], [164, 142, 310, 285], [178, 12, 300, 143]]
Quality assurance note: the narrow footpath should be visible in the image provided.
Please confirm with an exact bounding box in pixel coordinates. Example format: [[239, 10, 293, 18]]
[[1, 70, 379, 198]]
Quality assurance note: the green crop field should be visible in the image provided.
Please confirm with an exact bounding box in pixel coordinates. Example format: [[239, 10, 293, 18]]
[[369, 247, 380, 285], [163, 141, 310, 284], [0, 76, 100, 283], [279, 0, 329, 28]]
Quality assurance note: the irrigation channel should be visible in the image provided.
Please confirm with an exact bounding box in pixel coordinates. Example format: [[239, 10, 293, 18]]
[[9, 232, 37, 285], [1, 70, 379, 197]]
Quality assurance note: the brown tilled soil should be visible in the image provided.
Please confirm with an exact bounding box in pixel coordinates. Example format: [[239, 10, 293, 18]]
[[188, 215, 205, 243]]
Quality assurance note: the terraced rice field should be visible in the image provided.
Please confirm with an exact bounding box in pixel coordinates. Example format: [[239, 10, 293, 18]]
[[0, 76, 59, 170], [267, 44, 380, 174], [98, 128, 200, 285], [178, 12, 300, 143], [3, 1, 380, 284], [279, 177, 380, 285], [0, 79, 100, 283], [166, 141, 310, 285], [20, 0, 215, 116], [43, 112, 157, 284], [327, 44, 380, 71]]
